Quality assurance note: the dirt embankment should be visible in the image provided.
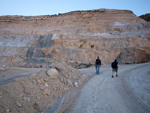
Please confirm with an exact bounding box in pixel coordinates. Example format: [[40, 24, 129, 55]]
[[0, 62, 91, 113]]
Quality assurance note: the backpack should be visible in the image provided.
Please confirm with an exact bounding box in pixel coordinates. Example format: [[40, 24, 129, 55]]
[[111, 62, 116, 68], [96, 59, 101, 65]]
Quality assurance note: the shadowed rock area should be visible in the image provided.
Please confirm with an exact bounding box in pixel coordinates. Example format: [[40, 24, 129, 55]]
[[118, 48, 150, 64], [139, 13, 150, 22]]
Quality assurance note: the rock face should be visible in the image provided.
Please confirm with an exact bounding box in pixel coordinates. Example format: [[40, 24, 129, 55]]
[[0, 9, 150, 65], [118, 48, 150, 64]]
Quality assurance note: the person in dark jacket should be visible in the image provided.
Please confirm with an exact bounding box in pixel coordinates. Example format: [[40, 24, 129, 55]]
[[111, 59, 118, 78], [95, 56, 101, 74]]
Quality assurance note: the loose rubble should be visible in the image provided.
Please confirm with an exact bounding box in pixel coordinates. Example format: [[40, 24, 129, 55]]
[[0, 62, 90, 113]]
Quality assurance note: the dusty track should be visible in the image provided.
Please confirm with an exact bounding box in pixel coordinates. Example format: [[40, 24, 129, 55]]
[[64, 62, 150, 113]]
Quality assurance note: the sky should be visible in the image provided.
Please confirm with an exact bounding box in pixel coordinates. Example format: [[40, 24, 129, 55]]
[[0, 0, 150, 16]]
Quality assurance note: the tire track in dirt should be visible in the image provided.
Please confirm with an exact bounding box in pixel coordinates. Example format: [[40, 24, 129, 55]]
[[119, 63, 150, 113], [69, 75, 107, 113]]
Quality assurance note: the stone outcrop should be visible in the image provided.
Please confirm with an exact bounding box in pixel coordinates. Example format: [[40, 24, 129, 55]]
[[0, 9, 150, 66], [118, 48, 150, 64]]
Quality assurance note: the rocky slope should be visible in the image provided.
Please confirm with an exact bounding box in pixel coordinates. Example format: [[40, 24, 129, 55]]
[[0, 9, 150, 67]]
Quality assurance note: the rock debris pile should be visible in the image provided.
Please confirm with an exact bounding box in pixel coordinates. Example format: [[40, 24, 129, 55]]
[[0, 62, 90, 113]]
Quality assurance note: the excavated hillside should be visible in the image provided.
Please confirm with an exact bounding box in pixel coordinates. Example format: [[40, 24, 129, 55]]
[[0, 9, 150, 67]]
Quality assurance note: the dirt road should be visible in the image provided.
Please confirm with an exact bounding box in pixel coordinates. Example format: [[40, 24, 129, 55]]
[[66, 62, 150, 113]]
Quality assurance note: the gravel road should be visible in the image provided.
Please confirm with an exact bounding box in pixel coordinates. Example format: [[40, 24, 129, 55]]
[[67, 62, 150, 113]]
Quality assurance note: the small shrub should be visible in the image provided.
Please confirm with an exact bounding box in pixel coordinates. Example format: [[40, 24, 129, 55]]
[[86, 64, 92, 68]]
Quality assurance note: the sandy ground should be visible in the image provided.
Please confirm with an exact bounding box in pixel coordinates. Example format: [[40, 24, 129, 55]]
[[62, 62, 150, 113]]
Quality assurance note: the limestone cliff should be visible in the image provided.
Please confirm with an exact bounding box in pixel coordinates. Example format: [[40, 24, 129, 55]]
[[0, 9, 150, 67]]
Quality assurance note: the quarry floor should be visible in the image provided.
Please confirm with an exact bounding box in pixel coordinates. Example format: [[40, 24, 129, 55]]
[[62, 62, 150, 113], [0, 63, 150, 113]]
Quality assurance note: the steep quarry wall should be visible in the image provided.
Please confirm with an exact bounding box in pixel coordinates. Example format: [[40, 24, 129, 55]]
[[0, 9, 150, 66], [0, 34, 54, 67]]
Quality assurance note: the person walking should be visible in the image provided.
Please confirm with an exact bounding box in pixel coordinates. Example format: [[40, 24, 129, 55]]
[[111, 59, 118, 78], [95, 56, 101, 74]]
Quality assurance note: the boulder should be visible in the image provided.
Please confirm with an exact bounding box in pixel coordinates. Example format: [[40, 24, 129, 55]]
[[46, 68, 58, 79], [118, 48, 150, 64], [74, 82, 79, 87]]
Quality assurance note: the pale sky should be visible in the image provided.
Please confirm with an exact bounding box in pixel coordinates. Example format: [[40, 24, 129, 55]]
[[0, 0, 150, 16]]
